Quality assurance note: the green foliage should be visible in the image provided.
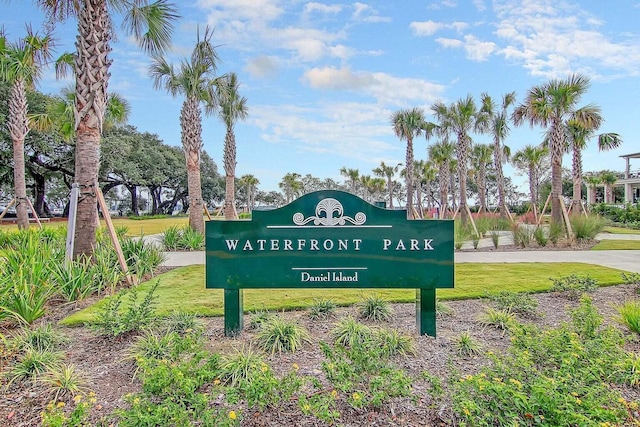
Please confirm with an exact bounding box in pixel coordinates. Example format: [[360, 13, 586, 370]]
[[91, 281, 159, 336], [485, 291, 539, 317], [622, 272, 640, 286], [220, 346, 265, 387], [488, 229, 501, 249], [247, 309, 275, 330], [453, 297, 636, 426], [49, 258, 99, 302], [436, 298, 454, 317], [160, 225, 181, 250], [39, 364, 89, 401], [41, 393, 99, 427], [592, 203, 640, 225], [616, 300, 640, 334], [161, 225, 205, 250], [308, 298, 337, 319], [455, 331, 481, 357], [331, 317, 372, 347], [548, 220, 565, 245], [120, 237, 166, 278], [570, 214, 606, 241], [511, 223, 532, 248], [255, 317, 311, 354], [374, 327, 415, 357], [550, 274, 598, 300], [10, 323, 68, 352], [532, 226, 548, 247], [357, 294, 393, 321], [6, 348, 62, 384], [479, 308, 516, 330], [454, 221, 473, 249], [162, 310, 204, 335]]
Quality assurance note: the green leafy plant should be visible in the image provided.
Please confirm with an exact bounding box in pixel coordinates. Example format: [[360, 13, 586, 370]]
[[40, 363, 89, 401], [10, 323, 68, 352], [479, 308, 515, 331], [161, 225, 182, 250], [455, 331, 481, 357], [248, 309, 275, 330], [511, 223, 532, 248], [255, 317, 311, 354], [6, 348, 62, 384], [91, 281, 159, 336], [220, 346, 265, 387], [49, 258, 99, 302], [550, 274, 598, 300], [615, 299, 640, 334], [179, 226, 205, 250], [436, 298, 454, 317], [163, 310, 204, 335], [41, 392, 99, 427], [485, 290, 539, 317], [548, 220, 565, 245], [488, 229, 501, 249], [308, 298, 337, 319], [570, 214, 605, 241], [120, 237, 166, 278], [357, 294, 393, 322], [331, 317, 372, 347], [532, 226, 548, 247], [374, 327, 415, 357]]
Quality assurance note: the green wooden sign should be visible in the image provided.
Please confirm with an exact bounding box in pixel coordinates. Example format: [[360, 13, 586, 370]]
[[206, 190, 454, 336]]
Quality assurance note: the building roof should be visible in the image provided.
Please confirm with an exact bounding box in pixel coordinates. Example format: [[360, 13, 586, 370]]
[[620, 152, 640, 159]]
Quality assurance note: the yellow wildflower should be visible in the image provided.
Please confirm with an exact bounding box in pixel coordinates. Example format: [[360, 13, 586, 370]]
[[56, 402, 65, 408], [575, 398, 582, 405], [303, 404, 311, 412], [214, 379, 221, 385], [73, 395, 83, 403], [352, 392, 361, 401], [463, 408, 471, 416], [229, 410, 237, 420], [293, 363, 299, 371], [331, 390, 338, 398]]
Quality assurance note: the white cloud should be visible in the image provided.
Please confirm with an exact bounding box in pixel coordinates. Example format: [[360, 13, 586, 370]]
[[462, 34, 496, 61], [410, 20, 469, 36], [302, 66, 446, 106], [304, 2, 342, 15], [436, 37, 463, 48], [245, 55, 280, 78], [352, 2, 391, 23]]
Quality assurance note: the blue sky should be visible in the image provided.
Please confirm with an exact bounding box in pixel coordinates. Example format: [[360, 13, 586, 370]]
[[2, 0, 639, 194]]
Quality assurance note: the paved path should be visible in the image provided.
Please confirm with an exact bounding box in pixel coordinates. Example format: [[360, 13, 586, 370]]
[[159, 232, 640, 273]]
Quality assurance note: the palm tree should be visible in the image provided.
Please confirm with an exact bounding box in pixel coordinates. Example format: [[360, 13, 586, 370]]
[[600, 171, 618, 203], [216, 73, 248, 220], [428, 139, 456, 219], [150, 27, 219, 233], [0, 28, 53, 230], [432, 95, 482, 224], [583, 174, 602, 205], [469, 143, 493, 214], [391, 108, 427, 219], [279, 172, 303, 203], [512, 145, 549, 214], [238, 174, 259, 213], [373, 161, 401, 208], [39, 0, 178, 258], [512, 74, 599, 225], [567, 118, 622, 212], [339, 167, 360, 194], [480, 92, 516, 219]]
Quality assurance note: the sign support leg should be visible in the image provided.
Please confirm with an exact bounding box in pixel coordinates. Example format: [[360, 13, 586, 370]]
[[416, 288, 436, 337], [224, 289, 244, 336]]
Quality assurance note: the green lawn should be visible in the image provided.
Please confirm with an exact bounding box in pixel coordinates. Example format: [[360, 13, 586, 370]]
[[602, 226, 640, 235], [61, 262, 626, 326], [592, 240, 640, 250]]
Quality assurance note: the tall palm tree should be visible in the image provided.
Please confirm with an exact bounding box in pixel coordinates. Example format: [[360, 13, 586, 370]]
[[428, 139, 456, 219], [432, 95, 482, 224], [480, 92, 516, 219], [567, 117, 622, 212], [373, 161, 401, 208], [216, 72, 248, 220], [391, 108, 427, 219], [279, 172, 303, 203], [150, 27, 219, 233], [512, 74, 599, 225], [512, 145, 549, 214], [39, 0, 178, 258], [238, 174, 259, 213], [583, 174, 602, 205], [469, 143, 493, 213], [0, 28, 53, 230], [600, 171, 618, 203], [339, 167, 360, 194]]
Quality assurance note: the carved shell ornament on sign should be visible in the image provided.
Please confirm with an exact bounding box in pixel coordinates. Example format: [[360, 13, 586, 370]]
[[293, 198, 367, 226]]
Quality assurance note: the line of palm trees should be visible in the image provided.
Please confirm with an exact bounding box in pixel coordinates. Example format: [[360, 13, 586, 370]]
[[2, 1, 249, 260], [391, 74, 622, 224]]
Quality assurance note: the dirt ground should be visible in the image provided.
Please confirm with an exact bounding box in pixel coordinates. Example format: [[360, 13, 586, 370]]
[[1, 253, 639, 426]]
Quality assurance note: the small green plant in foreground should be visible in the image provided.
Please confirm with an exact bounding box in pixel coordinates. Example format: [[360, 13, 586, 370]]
[[357, 294, 393, 321], [91, 281, 159, 336], [485, 290, 539, 317], [616, 300, 640, 334], [248, 309, 275, 330], [436, 298, 454, 317], [41, 392, 99, 427], [455, 331, 481, 357], [308, 298, 337, 319], [255, 317, 311, 354], [331, 317, 372, 347], [10, 323, 68, 352], [479, 308, 515, 331], [39, 363, 88, 401]]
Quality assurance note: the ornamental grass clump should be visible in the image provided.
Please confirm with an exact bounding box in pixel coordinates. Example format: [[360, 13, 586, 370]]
[[455, 331, 481, 357], [479, 308, 516, 331], [570, 214, 605, 241], [550, 274, 598, 300], [10, 323, 68, 353], [255, 317, 311, 354], [40, 363, 89, 401], [331, 317, 372, 347], [308, 298, 337, 319], [485, 290, 539, 318], [615, 300, 640, 334], [357, 294, 393, 322]]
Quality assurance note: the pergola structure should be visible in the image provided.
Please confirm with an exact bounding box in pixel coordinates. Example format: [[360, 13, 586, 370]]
[[587, 152, 640, 204]]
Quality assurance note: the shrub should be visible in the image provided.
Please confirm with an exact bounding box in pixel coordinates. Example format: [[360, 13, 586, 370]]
[[357, 294, 393, 322], [308, 298, 337, 319], [550, 274, 598, 300], [479, 308, 516, 331], [7, 348, 62, 384], [255, 317, 311, 354], [485, 291, 539, 317], [49, 258, 99, 302], [616, 300, 640, 334], [161, 225, 182, 250], [532, 226, 548, 247], [10, 323, 68, 352], [40, 364, 89, 401], [374, 327, 415, 357], [179, 227, 205, 250], [120, 237, 166, 279], [436, 299, 454, 317], [91, 281, 159, 336], [248, 309, 275, 330], [220, 346, 264, 386], [570, 214, 605, 241], [163, 310, 204, 335]]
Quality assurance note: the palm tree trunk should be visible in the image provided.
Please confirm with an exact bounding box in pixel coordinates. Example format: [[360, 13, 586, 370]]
[[180, 96, 205, 233], [478, 165, 487, 214], [571, 148, 583, 213], [72, 0, 111, 259], [550, 121, 565, 224], [457, 135, 470, 224], [493, 139, 507, 219], [439, 162, 449, 219], [405, 138, 414, 219], [224, 128, 237, 220], [9, 79, 30, 230], [528, 168, 537, 211], [387, 176, 394, 208]]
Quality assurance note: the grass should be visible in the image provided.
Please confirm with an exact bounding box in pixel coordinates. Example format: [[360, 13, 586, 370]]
[[592, 240, 640, 250], [61, 262, 627, 326], [603, 226, 640, 235]]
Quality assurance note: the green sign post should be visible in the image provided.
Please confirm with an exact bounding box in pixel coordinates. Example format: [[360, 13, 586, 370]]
[[206, 190, 454, 336]]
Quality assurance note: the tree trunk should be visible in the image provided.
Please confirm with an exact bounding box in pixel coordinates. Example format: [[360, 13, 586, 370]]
[[571, 148, 583, 213], [439, 162, 449, 219], [478, 165, 486, 214], [72, 0, 112, 259], [405, 138, 414, 219], [493, 138, 508, 219], [528, 168, 537, 211], [457, 134, 470, 224], [387, 176, 394, 208], [32, 173, 47, 216], [550, 121, 565, 225], [9, 79, 30, 230], [224, 128, 237, 220], [180, 96, 204, 233]]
